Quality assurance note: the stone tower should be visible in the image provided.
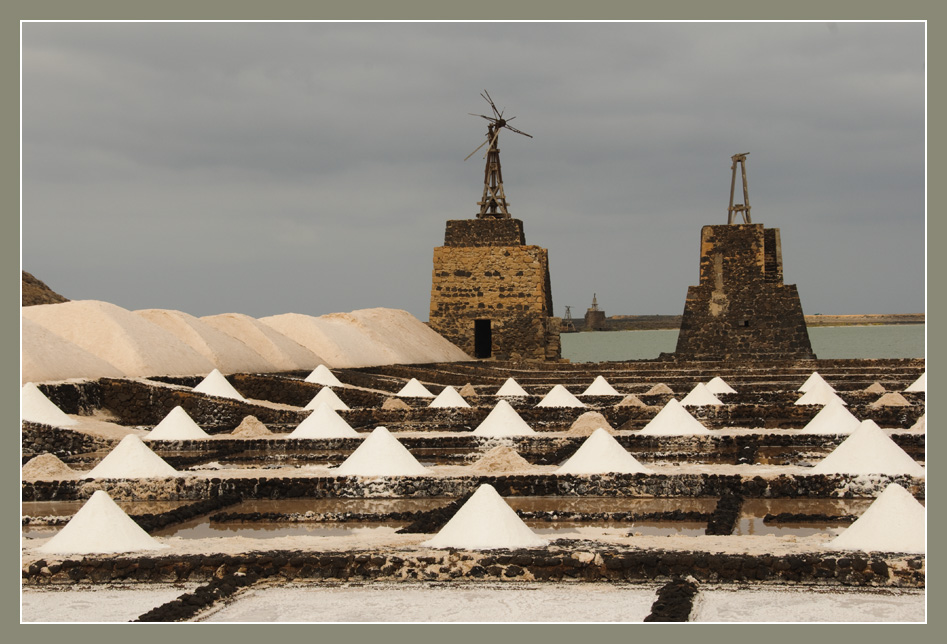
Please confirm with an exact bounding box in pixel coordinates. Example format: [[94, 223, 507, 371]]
[[584, 293, 608, 331], [673, 155, 815, 360]]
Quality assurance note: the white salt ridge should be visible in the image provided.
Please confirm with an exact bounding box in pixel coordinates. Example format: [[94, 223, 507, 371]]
[[495, 378, 529, 397], [429, 386, 471, 409], [193, 368, 246, 401], [799, 399, 862, 435], [556, 428, 653, 475], [21, 318, 125, 383], [147, 406, 211, 440], [705, 376, 737, 394], [904, 372, 926, 393], [86, 434, 178, 479], [581, 376, 620, 396], [810, 420, 926, 477], [23, 300, 216, 378], [304, 364, 344, 387], [795, 382, 847, 406], [799, 372, 834, 393], [304, 387, 350, 411], [36, 490, 168, 555], [201, 312, 325, 372], [135, 308, 280, 374], [397, 378, 435, 398], [638, 399, 712, 436], [421, 484, 548, 550], [290, 402, 359, 438], [472, 400, 537, 437], [21, 382, 77, 426], [870, 392, 911, 408], [680, 383, 723, 407], [536, 385, 586, 408], [825, 484, 925, 554], [333, 427, 428, 476]]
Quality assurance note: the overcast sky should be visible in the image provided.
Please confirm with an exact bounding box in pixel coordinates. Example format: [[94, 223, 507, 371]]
[[21, 21, 926, 321]]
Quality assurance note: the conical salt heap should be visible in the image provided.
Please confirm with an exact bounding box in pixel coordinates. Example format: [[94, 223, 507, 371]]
[[910, 414, 926, 432], [825, 484, 925, 554], [304, 364, 344, 387], [495, 378, 529, 397], [21, 382, 77, 427], [567, 411, 617, 436], [799, 372, 834, 393], [536, 384, 586, 408], [429, 386, 471, 409], [305, 386, 350, 411], [680, 383, 723, 407], [231, 415, 273, 438], [147, 406, 211, 440], [290, 402, 359, 438], [810, 420, 926, 477], [22, 453, 78, 481], [639, 399, 712, 436], [382, 397, 411, 411], [863, 382, 887, 394], [86, 434, 178, 479], [396, 378, 435, 398], [334, 426, 428, 476], [557, 428, 653, 475], [421, 484, 547, 550], [705, 376, 737, 394], [869, 392, 911, 408], [469, 446, 536, 474], [905, 372, 926, 393], [645, 383, 674, 395], [472, 400, 536, 437], [459, 383, 478, 398], [795, 381, 847, 406], [36, 490, 168, 555], [581, 376, 620, 396], [192, 368, 246, 401], [614, 394, 647, 408], [800, 399, 862, 435]]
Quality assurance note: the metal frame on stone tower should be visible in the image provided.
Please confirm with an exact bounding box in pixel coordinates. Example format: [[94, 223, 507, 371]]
[[727, 152, 752, 224]]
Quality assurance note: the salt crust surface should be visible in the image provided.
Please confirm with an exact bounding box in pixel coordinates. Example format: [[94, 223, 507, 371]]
[[811, 421, 926, 477], [135, 309, 279, 374], [193, 368, 246, 401], [290, 403, 359, 438], [21, 382, 77, 426], [428, 386, 471, 408], [472, 400, 536, 437], [537, 384, 586, 408], [639, 399, 712, 436], [495, 378, 528, 396], [22, 585, 202, 623], [581, 376, 619, 396], [800, 399, 861, 435], [826, 484, 925, 553], [333, 427, 428, 476], [86, 434, 178, 479], [556, 429, 653, 475], [147, 406, 211, 440], [21, 318, 125, 383], [201, 312, 324, 372], [680, 383, 723, 407], [304, 387, 350, 411]]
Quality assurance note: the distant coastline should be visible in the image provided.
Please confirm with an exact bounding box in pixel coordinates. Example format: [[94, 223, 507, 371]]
[[566, 313, 924, 332]]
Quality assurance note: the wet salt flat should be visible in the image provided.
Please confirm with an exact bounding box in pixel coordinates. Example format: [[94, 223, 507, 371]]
[[690, 586, 925, 623], [21, 584, 199, 623]]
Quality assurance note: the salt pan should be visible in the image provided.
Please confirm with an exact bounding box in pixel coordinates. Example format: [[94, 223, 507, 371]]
[[800, 399, 861, 435], [810, 420, 926, 477], [396, 378, 435, 398], [304, 387, 350, 411], [146, 406, 211, 440], [638, 399, 712, 436], [581, 376, 620, 396], [472, 400, 536, 437], [86, 434, 178, 479], [680, 383, 723, 407], [333, 427, 428, 476], [556, 428, 653, 475], [290, 402, 359, 438], [536, 385, 586, 408], [429, 386, 471, 409], [21, 382, 77, 426], [495, 378, 528, 397], [825, 484, 925, 553], [193, 368, 246, 401]]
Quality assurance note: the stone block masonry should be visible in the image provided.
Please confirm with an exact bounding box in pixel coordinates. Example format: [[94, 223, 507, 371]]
[[430, 218, 560, 361]]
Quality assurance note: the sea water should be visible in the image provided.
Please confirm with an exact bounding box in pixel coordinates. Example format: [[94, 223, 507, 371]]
[[560, 325, 925, 363]]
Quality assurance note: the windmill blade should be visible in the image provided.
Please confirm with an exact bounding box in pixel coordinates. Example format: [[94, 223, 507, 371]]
[[470, 113, 496, 123], [504, 124, 533, 138], [482, 90, 501, 118], [464, 137, 490, 161]]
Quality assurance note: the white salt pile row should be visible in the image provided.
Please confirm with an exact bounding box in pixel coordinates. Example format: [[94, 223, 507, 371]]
[[22, 300, 469, 383], [422, 484, 547, 550], [810, 420, 926, 477], [536, 385, 586, 408], [21, 383, 77, 427], [557, 428, 653, 475], [826, 484, 925, 553], [638, 399, 711, 436], [333, 427, 428, 476], [472, 400, 536, 437]]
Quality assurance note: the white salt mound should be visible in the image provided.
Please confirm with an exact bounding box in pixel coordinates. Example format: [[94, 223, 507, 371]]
[[799, 372, 834, 393], [568, 411, 616, 436], [429, 386, 471, 409], [581, 376, 620, 396], [495, 378, 529, 397], [21, 318, 125, 383], [800, 399, 862, 435], [904, 373, 926, 393], [810, 420, 926, 477], [705, 377, 737, 394], [36, 490, 168, 555], [304, 364, 344, 387], [910, 414, 926, 432], [201, 312, 324, 372], [22, 453, 77, 481], [557, 428, 653, 475], [134, 308, 279, 374], [193, 368, 246, 401], [23, 300, 215, 378], [825, 484, 925, 554], [459, 383, 478, 398], [86, 434, 178, 479], [305, 387, 350, 411], [231, 416, 273, 438], [290, 402, 359, 438], [347, 308, 472, 365], [21, 382, 77, 426], [469, 446, 535, 473], [869, 392, 911, 408], [639, 399, 712, 436], [536, 384, 586, 408], [421, 484, 548, 550], [147, 406, 211, 440], [397, 378, 435, 398], [680, 383, 723, 407], [795, 382, 847, 406], [863, 382, 887, 394], [646, 383, 674, 395], [333, 427, 428, 476], [472, 400, 537, 437], [381, 397, 411, 411], [615, 394, 647, 408]]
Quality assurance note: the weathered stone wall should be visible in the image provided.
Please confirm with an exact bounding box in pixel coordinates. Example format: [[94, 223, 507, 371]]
[[430, 219, 560, 361], [584, 309, 608, 331], [675, 224, 815, 360]]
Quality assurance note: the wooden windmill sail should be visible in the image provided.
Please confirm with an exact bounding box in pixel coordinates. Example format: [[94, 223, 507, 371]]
[[465, 90, 533, 219]]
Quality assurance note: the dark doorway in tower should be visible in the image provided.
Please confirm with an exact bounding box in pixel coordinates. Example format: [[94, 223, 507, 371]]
[[474, 320, 492, 358]]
